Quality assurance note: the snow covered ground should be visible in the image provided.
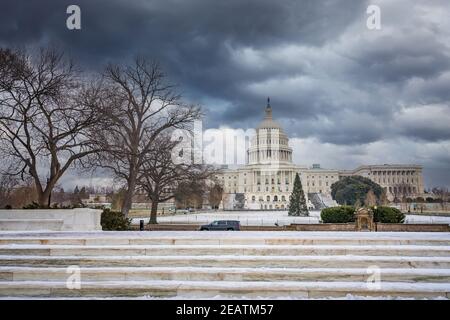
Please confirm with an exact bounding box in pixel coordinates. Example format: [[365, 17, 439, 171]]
[[130, 210, 450, 226], [132, 210, 320, 226], [405, 215, 450, 225]]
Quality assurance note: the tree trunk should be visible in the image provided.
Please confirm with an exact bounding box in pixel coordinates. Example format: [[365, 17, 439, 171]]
[[37, 193, 47, 208], [37, 188, 52, 208], [149, 200, 159, 224], [121, 174, 137, 218]]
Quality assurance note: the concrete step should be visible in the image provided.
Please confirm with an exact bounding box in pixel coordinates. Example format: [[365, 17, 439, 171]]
[[0, 280, 448, 299], [0, 237, 449, 246], [0, 231, 449, 246], [1, 244, 449, 257], [1, 255, 450, 268], [1, 232, 448, 299], [1, 266, 450, 283]]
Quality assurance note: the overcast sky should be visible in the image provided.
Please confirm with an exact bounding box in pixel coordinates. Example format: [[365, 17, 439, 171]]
[[1, 0, 449, 189]]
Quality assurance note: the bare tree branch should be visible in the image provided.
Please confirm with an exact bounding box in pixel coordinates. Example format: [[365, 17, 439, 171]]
[[0, 47, 101, 207]]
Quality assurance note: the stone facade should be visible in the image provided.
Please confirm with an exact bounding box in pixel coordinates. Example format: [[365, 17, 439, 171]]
[[339, 164, 424, 201], [217, 100, 425, 210]]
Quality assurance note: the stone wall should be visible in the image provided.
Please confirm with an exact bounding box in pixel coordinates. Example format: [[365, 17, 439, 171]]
[[290, 223, 449, 232], [376, 223, 449, 232], [289, 223, 356, 231], [0, 208, 102, 231]]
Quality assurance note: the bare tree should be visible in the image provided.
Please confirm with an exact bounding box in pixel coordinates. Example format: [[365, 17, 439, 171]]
[[432, 187, 449, 211], [137, 135, 214, 224], [90, 57, 201, 217], [393, 183, 412, 211], [208, 181, 224, 210], [2, 176, 37, 208], [0, 172, 18, 208], [364, 189, 377, 207], [175, 180, 207, 209], [379, 190, 389, 206], [0, 47, 100, 207]]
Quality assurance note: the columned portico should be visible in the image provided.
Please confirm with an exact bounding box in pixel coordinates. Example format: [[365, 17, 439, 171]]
[[217, 99, 425, 210]]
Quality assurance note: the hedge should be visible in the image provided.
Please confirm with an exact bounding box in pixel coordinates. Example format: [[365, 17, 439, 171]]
[[373, 206, 405, 223], [321, 205, 405, 224], [320, 206, 355, 223], [100, 208, 131, 231]]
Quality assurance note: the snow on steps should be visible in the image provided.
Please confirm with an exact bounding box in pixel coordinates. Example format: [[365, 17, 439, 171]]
[[0, 280, 449, 299], [0, 231, 449, 299], [0, 244, 449, 257], [1, 266, 450, 283], [0, 231, 449, 246], [1, 254, 450, 269]]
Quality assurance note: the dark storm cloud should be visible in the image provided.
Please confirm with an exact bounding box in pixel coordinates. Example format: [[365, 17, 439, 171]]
[[0, 0, 367, 125], [1, 0, 450, 187]]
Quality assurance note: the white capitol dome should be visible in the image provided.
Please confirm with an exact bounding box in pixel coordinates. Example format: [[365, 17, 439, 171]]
[[248, 98, 293, 165]]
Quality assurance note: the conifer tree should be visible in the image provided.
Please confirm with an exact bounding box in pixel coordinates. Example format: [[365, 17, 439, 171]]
[[288, 173, 309, 216]]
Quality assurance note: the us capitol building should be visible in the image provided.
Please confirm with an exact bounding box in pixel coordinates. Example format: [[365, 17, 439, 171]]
[[217, 99, 425, 210]]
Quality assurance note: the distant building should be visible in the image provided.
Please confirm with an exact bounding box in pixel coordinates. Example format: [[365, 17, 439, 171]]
[[82, 194, 111, 207], [217, 99, 424, 210]]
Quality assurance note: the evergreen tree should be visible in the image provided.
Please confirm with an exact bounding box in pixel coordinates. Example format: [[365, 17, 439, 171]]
[[288, 173, 309, 216]]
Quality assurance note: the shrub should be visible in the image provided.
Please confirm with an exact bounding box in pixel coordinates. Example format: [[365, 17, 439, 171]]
[[373, 206, 405, 223], [321, 206, 355, 223], [4, 204, 12, 209], [100, 208, 131, 231], [22, 202, 41, 209]]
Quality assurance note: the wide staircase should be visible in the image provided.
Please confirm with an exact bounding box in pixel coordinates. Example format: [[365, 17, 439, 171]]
[[308, 193, 326, 210], [320, 193, 338, 208], [0, 231, 449, 299], [308, 193, 339, 210]]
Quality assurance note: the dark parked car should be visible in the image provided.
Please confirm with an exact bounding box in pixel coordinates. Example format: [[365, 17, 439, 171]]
[[200, 220, 240, 231]]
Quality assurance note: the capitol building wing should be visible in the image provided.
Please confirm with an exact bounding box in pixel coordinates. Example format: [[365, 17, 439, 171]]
[[216, 99, 425, 210]]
